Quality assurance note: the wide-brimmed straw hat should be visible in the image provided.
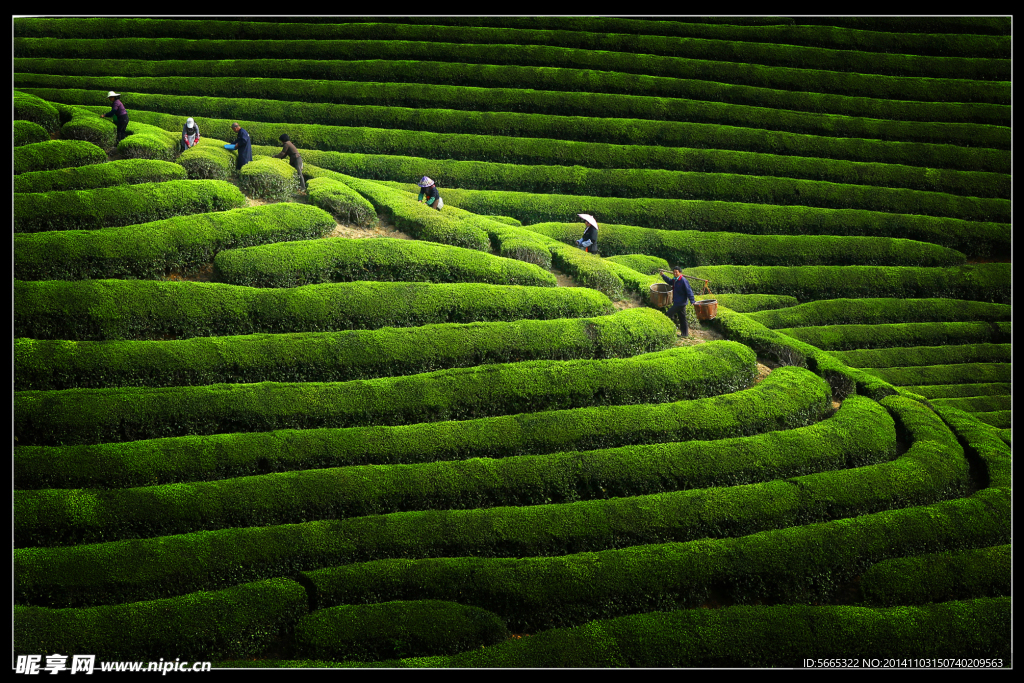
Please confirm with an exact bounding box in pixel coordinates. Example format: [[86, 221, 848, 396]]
[[106, 91, 120, 98], [418, 176, 435, 187], [578, 213, 598, 229]]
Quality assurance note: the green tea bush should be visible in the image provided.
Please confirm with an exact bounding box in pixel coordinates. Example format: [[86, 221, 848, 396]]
[[238, 155, 299, 200], [14, 139, 106, 175], [14, 279, 615, 341], [973, 411, 1010, 429], [118, 119, 179, 160], [14, 365, 830, 492], [14, 158, 186, 193], [860, 546, 1011, 607], [305, 176, 376, 226], [934, 405, 1011, 488], [831, 343, 1011, 369], [14, 577, 307, 662], [748, 298, 1010, 329], [13, 89, 60, 133], [176, 137, 235, 180], [13, 308, 675, 392], [14, 179, 246, 233], [13, 343, 758, 448], [13, 119, 49, 147], [294, 601, 509, 661], [57, 102, 117, 148], [14, 203, 336, 281], [903, 383, 1011, 400], [214, 236, 557, 288], [777, 322, 1008, 351], [863, 363, 1010, 387]]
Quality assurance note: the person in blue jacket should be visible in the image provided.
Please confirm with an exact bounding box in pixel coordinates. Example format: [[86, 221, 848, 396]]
[[224, 122, 252, 170], [659, 267, 696, 337]]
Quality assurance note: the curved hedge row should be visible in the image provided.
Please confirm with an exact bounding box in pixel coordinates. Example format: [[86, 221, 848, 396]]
[[306, 176, 376, 226], [14, 343, 758, 449], [14, 576, 307, 662], [117, 119, 180, 161], [14, 89, 60, 133], [14, 179, 247, 233], [238, 155, 300, 200], [860, 546, 1011, 607], [777, 322, 1009, 351], [303, 487, 1009, 634], [862, 363, 1011, 387], [13, 394, 889, 546], [13, 307, 674, 392], [14, 203, 337, 282], [903, 383, 1011, 400], [56, 102, 117, 149], [830, 343, 1011, 369], [682, 264, 1011, 304], [13, 365, 831, 493], [14, 279, 615, 341], [929, 395, 1011, 414], [14, 56, 1012, 128], [972, 411, 1010, 430], [525, 222, 966, 269], [356, 599, 1010, 667], [747, 298, 1010, 329], [213, 236, 558, 288], [13, 119, 50, 147], [414, 186, 1011, 258], [295, 601, 509, 661], [11, 20, 1011, 77], [13, 158, 186, 194], [14, 138, 106, 175], [176, 137, 235, 180], [13, 77, 1012, 155], [12, 39, 1011, 104], [934, 405, 1011, 488]]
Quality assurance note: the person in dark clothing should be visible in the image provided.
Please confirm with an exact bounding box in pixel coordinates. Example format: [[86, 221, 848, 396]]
[[659, 267, 696, 337], [99, 91, 129, 144], [224, 122, 252, 170], [180, 117, 200, 153], [417, 176, 442, 210], [274, 134, 306, 192], [575, 213, 599, 254]]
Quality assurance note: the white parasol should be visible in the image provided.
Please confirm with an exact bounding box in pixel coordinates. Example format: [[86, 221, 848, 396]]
[[577, 214, 598, 229]]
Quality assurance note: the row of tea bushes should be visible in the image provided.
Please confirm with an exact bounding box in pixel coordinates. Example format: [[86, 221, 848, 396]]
[[303, 487, 1009, 633], [348, 599, 1010, 667], [746, 298, 1010, 329], [213, 235, 558, 288], [863, 363, 1011, 387], [306, 176, 376, 226], [14, 365, 832, 492], [14, 279, 616, 341], [11, 19, 1011, 78], [26, 88, 1011, 186], [13, 89, 60, 133], [860, 546, 1010, 607], [14, 179, 247, 233], [15, 577, 307, 662], [13, 308, 675, 392], [13, 158, 186, 193], [236, 146, 1011, 222], [14, 78, 1012, 154], [830, 343, 1011, 369], [399, 185, 1010, 257], [14, 343, 759, 448], [931, 395, 1011, 414], [54, 101, 119, 148], [13, 119, 49, 146], [12, 38, 1011, 104], [14, 203, 337, 281], [902, 383, 1010, 400], [14, 50, 1012, 127], [777, 322, 1010, 351], [14, 138, 105, 175], [15, 395, 889, 547], [935, 406, 1011, 488], [238, 155, 300, 200], [176, 137, 237, 180], [117, 119, 180, 160], [525, 222, 967, 269], [682, 264, 1011, 303]]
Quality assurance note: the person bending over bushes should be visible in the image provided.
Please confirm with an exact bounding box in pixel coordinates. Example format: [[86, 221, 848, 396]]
[[179, 117, 200, 153], [98, 91, 129, 145], [274, 134, 306, 192], [417, 176, 443, 210]]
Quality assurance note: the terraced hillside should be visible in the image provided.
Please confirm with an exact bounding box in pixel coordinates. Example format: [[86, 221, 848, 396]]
[[13, 16, 1010, 669]]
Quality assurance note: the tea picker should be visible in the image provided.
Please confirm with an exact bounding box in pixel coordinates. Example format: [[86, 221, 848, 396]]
[[417, 176, 443, 210], [575, 213, 599, 254]]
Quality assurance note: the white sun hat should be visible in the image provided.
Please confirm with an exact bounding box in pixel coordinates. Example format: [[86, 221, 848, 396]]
[[577, 214, 598, 229], [106, 91, 120, 98], [418, 176, 435, 187], [186, 117, 195, 127]]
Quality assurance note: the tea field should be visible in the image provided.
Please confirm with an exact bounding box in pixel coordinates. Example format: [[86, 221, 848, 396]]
[[13, 16, 1010, 668]]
